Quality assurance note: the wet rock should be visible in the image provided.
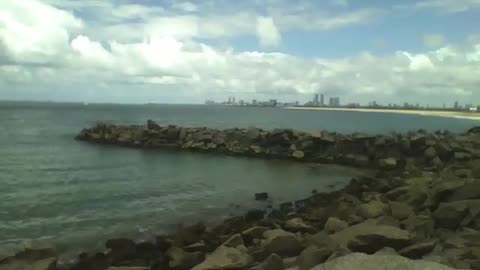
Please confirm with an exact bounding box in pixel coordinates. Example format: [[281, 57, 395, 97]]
[[105, 238, 137, 263], [310, 253, 457, 270], [191, 246, 252, 270], [331, 219, 412, 253], [357, 201, 389, 219], [389, 201, 414, 220], [184, 241, 208, 253], [262, 229, 303, 257], [245, 209, 266, 223], [250, 254, 284, 270], [147, 120, 161, 130], [166, 247, 204, 270], [324, 217, 349, 234], [255, 193, 269, 201], [14, 245, 57, 261], [173, 223, 206, 246], [398, 239, 437, 259]]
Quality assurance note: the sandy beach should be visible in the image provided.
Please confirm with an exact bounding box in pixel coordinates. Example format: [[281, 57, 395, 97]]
[[287, 106, 480, 121]]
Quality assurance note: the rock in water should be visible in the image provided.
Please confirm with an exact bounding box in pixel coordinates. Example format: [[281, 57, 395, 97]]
[[0, 257, 57, 270], [146, 119, 161, 130], [255, 193, 269, 201], [310, 253, 458, 270]]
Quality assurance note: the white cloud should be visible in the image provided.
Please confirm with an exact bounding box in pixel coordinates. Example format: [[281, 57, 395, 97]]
[[330, 0, 349, 7], [256, 17, 282, 47], [423, 33, 446, 48], [173, 2, 198, 12], [1, 0, 479, 106], [395, 0, 480, 13]]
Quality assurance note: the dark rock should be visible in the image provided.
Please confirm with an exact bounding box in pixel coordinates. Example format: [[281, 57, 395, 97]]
[[262, 229, 303, 257], [298, 245, 332, 270], [331, 219, 412, 254], [172, 222, 207, 247], [250, 254, 284, 270], [147, 120, 161, 130], [255, 193, 269, 201], [245, 209, 266, 223], [448, 181, 480, 201], [398, 239, 437, 259], [166, 247, 204, 270], [433, 201, 472, 230], [221, 234, 244, 248], [389, 201, 414, 220], [105, 238, 137, 263]]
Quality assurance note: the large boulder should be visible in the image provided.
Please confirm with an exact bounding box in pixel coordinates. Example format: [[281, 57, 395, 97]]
[[448, 181, 480, 201], [105, 238, 137, 263], [310, 253, 457, 270], [330, 219, 412, 253], [433, 200, 480, 230], [262, 229, 303, 257], [167, 247, 204, 270], [297, 245, 331, 270], [324, 217, 349, 234], [191, 246, 252, 270], [284, 218, 315, 233], [389, 201, 414, 220], [398, 239, 437, 259]]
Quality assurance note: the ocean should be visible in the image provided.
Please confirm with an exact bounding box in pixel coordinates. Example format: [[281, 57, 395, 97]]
[[1, 101, 478, 259]]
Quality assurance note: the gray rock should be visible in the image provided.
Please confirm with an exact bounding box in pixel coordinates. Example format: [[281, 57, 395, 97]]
[[398, 239, 437, 259], [310, 253, 458, 270], [448, 181, 480, 201], [222, 234, 245, 248], [424, 146, 437, 159], [298, 245, 332, 270], [0, 257, 57, 270], [167, 247, 204, 270], [331, 219, 412, 253], [292, 150, 305, 159], [262, 229, 303, 257], [285, 218, 315, 233], [389, 202, 414, 220], [433, 200, 480, 230], [324, 217, 349, 234], [242, 226, 271, 240], [251, 254, 284, 270], [192, 246, 252, 270], [358, 201, 389, 219]]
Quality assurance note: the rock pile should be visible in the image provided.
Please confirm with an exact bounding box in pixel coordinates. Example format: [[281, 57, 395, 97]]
[[2, 123, 479, 269], [75, 121, 480, 170]]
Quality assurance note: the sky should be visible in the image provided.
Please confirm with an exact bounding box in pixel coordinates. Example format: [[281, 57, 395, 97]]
[[0, 0, 480, 106]]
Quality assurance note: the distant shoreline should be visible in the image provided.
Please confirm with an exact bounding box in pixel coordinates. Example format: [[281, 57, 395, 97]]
[[286, 106, 480, 121]]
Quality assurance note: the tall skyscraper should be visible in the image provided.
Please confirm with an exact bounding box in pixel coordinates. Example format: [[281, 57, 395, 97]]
[[320, 94, 325, 106], [313, 94, 319, 105]]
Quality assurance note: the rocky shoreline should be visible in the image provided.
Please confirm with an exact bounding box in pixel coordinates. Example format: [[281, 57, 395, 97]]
[[1, 122, 480, 269]]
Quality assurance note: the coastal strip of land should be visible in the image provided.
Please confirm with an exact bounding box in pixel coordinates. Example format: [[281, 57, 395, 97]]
[[286, 106, 480, 120]]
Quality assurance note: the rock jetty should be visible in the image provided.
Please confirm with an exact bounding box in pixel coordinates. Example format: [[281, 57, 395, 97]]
[[1, 121, 480, 269], [75, 120, 480, 171]]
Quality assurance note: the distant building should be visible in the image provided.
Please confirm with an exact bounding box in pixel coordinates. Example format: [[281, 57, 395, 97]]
[[252, 99, 257, 105], [469, 107, 478, 112], [454, 101, 459, 109], [313, 94, 319, 106], [320, 94, 325, 106], [328, 97, 340, 107]]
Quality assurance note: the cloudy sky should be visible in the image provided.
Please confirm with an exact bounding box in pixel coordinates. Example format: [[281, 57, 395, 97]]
[[1, 0, 479, 105]]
